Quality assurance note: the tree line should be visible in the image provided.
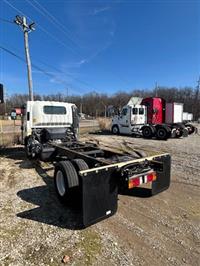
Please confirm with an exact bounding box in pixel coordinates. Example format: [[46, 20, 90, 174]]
[[0, 86, 199, 120]]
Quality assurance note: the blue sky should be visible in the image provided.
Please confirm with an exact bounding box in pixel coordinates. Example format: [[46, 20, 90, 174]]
[[0, 0, 199, 96]]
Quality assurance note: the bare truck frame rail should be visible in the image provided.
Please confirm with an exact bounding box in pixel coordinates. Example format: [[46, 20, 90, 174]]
[[41, 141, 171, 227]]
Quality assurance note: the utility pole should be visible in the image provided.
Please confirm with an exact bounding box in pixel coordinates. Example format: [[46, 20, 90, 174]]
[[100, 101, 107, 118], [196, 76, 200, 100], [155, 81, 158, 97], [14, 15, 35, 101], [194, 76, 200, 120]]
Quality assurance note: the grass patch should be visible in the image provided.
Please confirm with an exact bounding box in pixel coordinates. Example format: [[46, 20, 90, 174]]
[[77, 229, 102, 265], [97, 118, 111, 131], [0, 132, 21, 147]]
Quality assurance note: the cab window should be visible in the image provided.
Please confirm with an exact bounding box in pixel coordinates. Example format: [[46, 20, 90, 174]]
[[121, 108, 127, 116], [139, 108, 144, 115], [43, 106, 66, 115], [132, 108, 138, 114]]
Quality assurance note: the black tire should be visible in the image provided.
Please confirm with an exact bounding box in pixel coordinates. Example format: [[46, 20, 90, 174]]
[[112, 125, 119, 135], [54, 160, 79, 205], [73, 159, 89, 171], [185, 124, 196, 134], [156, 126, 169, 140], [142, 126, 154, 138], [24, 136, 34, 159]]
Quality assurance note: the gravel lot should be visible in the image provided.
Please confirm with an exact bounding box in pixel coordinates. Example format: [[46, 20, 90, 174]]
[[0, 124, 200, 266]]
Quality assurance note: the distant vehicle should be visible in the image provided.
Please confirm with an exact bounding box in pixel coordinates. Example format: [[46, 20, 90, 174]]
[[10, 100, 171, 228], [79, 112, 86, 120], [111, 97, 196, 140]]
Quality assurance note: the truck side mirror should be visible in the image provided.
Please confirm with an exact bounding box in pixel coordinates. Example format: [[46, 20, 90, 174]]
[[11, 111, 17, 120]]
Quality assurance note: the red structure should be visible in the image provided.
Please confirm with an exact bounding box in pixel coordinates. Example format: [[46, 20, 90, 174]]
[[14, 107, 23, 115], [141, 97, 165, 124]]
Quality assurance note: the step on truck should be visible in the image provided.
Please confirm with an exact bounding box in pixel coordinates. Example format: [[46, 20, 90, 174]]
[[12, 100, 171, 228], [111, 97, 196, 140]]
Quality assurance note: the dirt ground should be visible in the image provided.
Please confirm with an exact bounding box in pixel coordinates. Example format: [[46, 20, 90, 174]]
[[0, 124, 200, 266]]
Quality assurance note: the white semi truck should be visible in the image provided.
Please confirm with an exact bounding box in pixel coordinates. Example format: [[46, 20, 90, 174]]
[[111, 97, 195, 140], [11, 100, 171, 228]]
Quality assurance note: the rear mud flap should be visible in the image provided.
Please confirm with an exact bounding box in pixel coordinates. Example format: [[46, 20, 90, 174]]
[[80, 167, 118, 227], [152, 154, 171, 195]]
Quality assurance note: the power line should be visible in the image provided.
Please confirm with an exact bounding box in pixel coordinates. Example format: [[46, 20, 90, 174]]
[[2, 1, 131, 92], [0, 45, 65, 82], [0, 45, 93, 94], [0, 17, 14, 24], [33, 0, 79, 40], [0, 45, 26, 63], [2, 0, 79, 55], [26, 0, 81, 50]]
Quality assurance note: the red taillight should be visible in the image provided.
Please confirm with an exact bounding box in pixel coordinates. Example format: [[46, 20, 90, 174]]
[[128, 177, 140, 189], [147, 172, 156, 182], [128, 172, 156, 189]]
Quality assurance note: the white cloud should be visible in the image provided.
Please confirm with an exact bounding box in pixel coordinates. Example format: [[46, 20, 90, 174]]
[[92, 6, 110, 16]]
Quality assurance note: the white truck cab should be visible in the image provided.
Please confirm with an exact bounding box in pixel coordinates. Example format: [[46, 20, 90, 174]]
[[22, 101, 77, 139], [112, 104, 147, 135], [19, 101, 79, 159]]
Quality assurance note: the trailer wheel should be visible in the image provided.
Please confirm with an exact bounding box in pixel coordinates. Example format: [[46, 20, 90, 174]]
[[156, 126, 169, 140], [73, 159, 89, 171], [112, 125, 119, 135], [142, 126, 154, 138], [54, 160, 80, 205]]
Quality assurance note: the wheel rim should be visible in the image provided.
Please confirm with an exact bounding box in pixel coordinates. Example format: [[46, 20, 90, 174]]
[[158, 129, 166, 138], [56, 170, 66, 196], [144, 128, 151, 137], [113, 126, 118, 134]]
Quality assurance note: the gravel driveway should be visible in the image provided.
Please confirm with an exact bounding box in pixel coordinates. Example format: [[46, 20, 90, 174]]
[[0, 124, 200, 265]]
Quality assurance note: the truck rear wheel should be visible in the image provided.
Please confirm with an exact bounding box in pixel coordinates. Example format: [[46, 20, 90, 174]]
[[142, 126, 154, 138], [25, 136, 35, 159], [156, 126, 169, 140], [185, 124, 196, 134], [54, 160, 80, 206], [73, 159, 89, 171], [112, 125, 119, 135]]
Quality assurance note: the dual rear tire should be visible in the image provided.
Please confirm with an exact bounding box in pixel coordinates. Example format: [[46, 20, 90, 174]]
[[54, 159, 88, 206], [142, 126, 155, 139], [142, 125, 171, 140], [156, 126, 170, 140]]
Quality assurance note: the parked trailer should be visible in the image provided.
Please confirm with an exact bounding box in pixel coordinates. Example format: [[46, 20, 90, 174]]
[[10, 100, 171, 227], [187, 113, 193, 121], [183, 112, 188, 122], [165, 103, 183, 124]]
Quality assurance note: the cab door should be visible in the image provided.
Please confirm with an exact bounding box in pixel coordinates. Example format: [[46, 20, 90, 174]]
[[119, 106, 131, 134]]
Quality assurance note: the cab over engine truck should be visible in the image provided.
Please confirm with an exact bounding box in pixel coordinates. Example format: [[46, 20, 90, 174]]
[[112, 97, 195, 140], [17, 100, 171, 228]]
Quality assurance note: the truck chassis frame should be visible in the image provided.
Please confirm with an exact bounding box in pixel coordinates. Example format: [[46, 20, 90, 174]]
[[39, 140, 171, 227]]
